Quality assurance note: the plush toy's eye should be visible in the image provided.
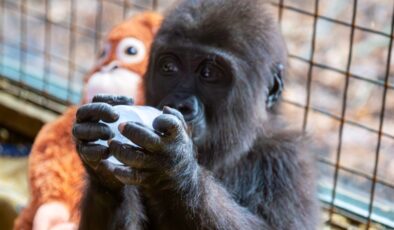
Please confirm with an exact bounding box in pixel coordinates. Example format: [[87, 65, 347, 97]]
[[97, 43, 111, 64], [116, 37, 146, 64], [125, 46, 138, 55], [99, 50, 106, 58]]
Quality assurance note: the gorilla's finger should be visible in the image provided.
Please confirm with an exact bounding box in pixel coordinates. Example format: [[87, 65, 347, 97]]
[[152, 114, 185, 137], [162, 106, 187, 129], [119, 122, 161, 152], [73, 122, 114, 141], [92, 95, 134, 106], [112, 166, 149, 185], [76, 103, 119, 123], [109, 140, 157, 169], [77, 143, 109, 167]]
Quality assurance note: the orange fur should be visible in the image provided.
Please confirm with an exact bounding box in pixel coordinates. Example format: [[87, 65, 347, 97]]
[[14, 12, 162, 230], [14, 107, 82, 230]]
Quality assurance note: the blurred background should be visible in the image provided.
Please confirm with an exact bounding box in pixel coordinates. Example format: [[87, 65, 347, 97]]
[[0, 0, 393, 229]]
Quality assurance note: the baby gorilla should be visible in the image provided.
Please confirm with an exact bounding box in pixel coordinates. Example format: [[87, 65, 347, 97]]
[[72, 0, 318, 229]]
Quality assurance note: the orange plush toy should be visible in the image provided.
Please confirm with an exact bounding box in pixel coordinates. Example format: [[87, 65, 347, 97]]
[[14, 12, 162, 230]]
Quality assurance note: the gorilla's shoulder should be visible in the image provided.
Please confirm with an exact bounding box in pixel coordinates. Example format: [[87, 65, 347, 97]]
[[250, 129, 307, 160]]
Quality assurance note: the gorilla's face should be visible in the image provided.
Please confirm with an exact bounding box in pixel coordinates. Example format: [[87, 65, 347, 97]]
[[146, 45, 235, 145], [144, 9, 286, 162]]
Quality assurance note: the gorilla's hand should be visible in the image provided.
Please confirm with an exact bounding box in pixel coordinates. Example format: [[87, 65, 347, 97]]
[[108, 106, 199, 191], [72, 95, 134, 191]]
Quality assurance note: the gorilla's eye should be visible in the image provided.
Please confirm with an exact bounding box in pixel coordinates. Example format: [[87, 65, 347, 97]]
[[161, 61, 178, 74], [116, 37, 146, 64], [200, 64, 222, 83], [201, 67, 211, 79], [125, 46, 138, 55]]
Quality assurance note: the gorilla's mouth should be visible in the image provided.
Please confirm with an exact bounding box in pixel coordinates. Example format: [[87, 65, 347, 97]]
[[156, 96, 206, 142]]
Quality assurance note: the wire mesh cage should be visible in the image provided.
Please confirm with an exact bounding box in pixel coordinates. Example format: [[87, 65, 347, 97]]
[[0, 0, 164, 112], [273, 0, 394, 229], [0, 0, 393, 229]]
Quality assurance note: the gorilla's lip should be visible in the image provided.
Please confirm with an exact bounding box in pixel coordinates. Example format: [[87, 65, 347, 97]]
[[156, 103, 204, 125], [186, 112, 206, 142], [155, 103, 206, 139], [185, 110, 203, 124]]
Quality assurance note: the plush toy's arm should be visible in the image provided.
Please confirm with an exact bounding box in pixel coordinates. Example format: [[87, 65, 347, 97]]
[[14, 106, 85, 230]]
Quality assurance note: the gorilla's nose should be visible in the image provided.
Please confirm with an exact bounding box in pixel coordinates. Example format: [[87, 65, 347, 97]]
[[169, 96, 200, 122]]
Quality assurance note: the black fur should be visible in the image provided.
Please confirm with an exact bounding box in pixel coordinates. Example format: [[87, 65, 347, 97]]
[[75, 0, 318, 229]]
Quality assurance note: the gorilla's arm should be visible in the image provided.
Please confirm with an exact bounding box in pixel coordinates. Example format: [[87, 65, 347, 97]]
[[73, 96, 147, 230], [106, 107, 270, 229], [140, 132, 316, 230], [143, 166, 268, 230], [73, 98, 316, 229], [79, 182, 145, 230], [142, 138, 316, 230], [75, 115, 315, 230], [78, 179, 124, 230]]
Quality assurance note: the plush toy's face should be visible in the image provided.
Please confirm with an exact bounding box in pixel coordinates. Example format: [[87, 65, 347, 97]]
[[84, 38, 146, 104], [82, 12, 162, 105]]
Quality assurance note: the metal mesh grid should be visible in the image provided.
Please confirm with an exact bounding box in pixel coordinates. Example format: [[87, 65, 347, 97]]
[[273, 0, 394, 228], [0, 0, 159, 112], [0, 0, 393, 228]]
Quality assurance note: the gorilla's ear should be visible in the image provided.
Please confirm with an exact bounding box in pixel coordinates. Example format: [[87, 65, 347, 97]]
[[266, 64, 284, 108]]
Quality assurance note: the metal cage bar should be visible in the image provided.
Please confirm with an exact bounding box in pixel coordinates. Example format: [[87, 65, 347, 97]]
[[365, 3, 394, 228], [301, 0, 319, 131]]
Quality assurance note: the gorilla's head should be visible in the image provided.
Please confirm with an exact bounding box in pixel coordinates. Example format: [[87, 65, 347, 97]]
[[145, 0, 287, 166]]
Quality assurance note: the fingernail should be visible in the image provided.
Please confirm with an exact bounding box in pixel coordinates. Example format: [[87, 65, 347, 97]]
[[163, 106, 172, 113], [113, 112, 120, 120], [118, 123, 126, 133]]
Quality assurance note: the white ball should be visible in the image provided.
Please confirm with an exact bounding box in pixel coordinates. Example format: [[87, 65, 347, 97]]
[[95, 105, 161, 165]]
